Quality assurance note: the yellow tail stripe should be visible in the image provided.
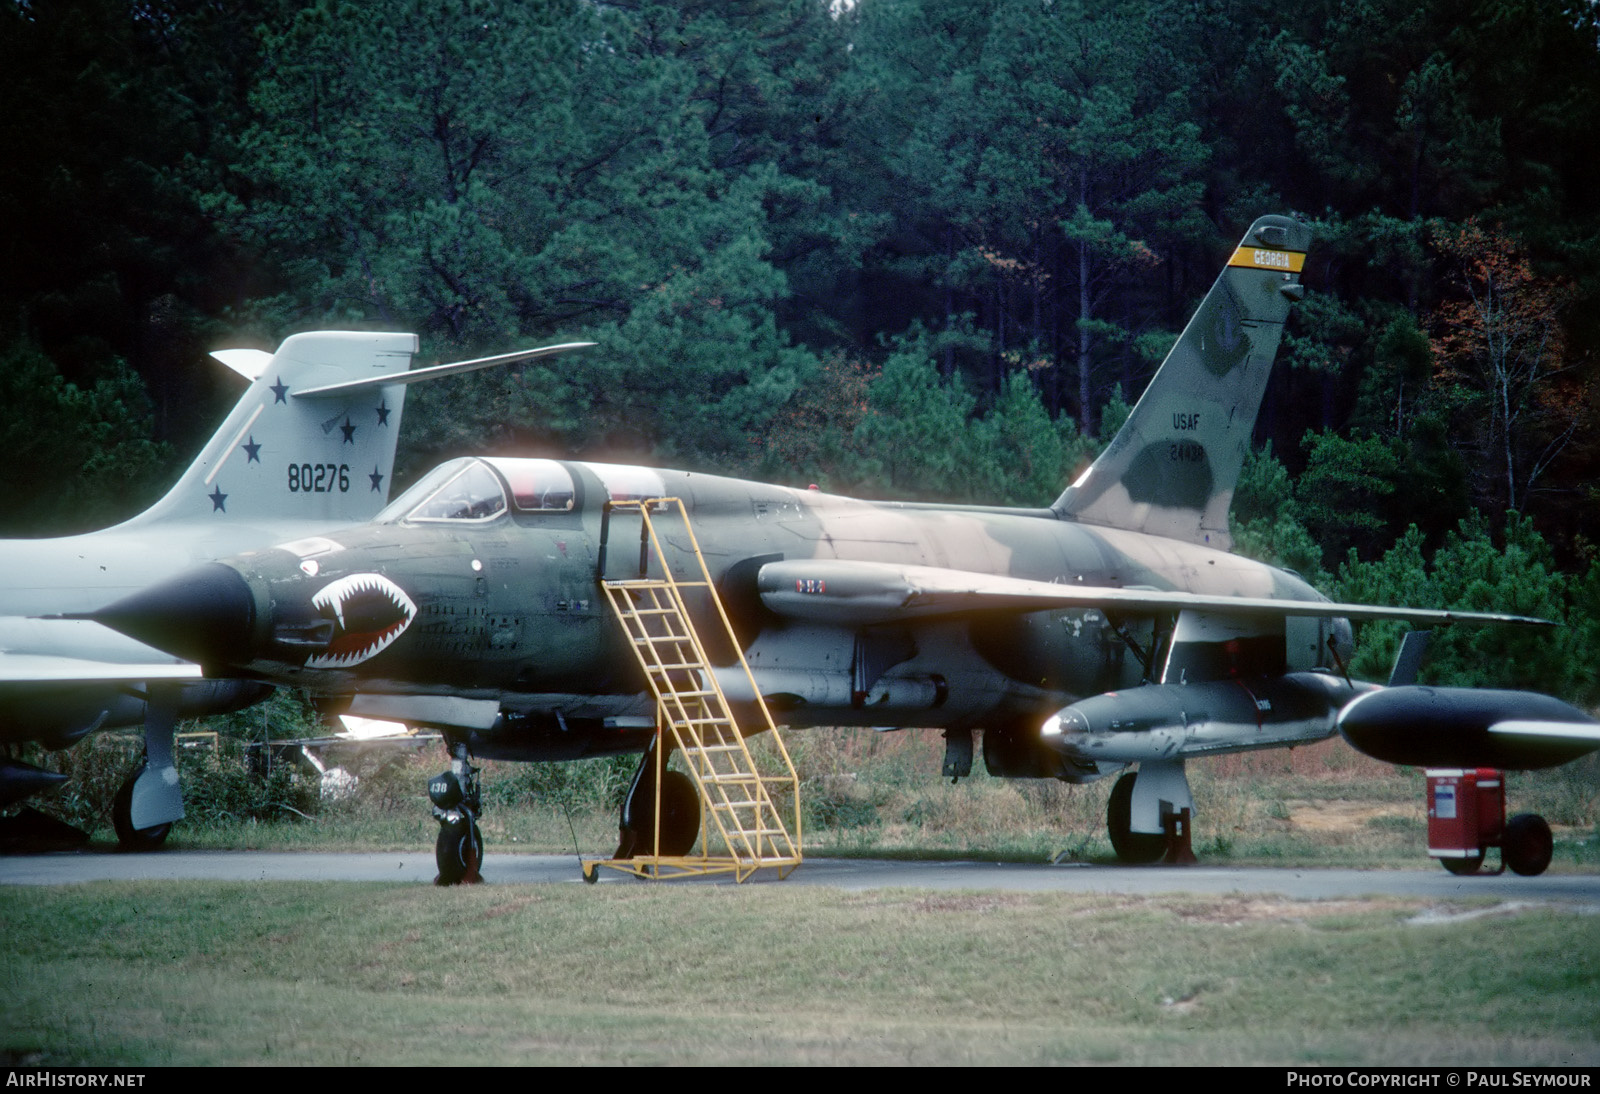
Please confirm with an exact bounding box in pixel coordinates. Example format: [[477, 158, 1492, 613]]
[[1228, 246, 1306, 272]]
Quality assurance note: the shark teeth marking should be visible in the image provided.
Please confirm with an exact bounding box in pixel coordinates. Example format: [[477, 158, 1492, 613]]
[[307, 573, 417, 669]]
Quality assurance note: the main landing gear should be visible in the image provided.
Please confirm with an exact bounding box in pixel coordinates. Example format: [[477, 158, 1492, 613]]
[[428, 741, 482, 885], [112, 754, 173, 851], [611, 742, 701, 862], [113, 692, 184, 852], [1105, 764, 1196, 865]]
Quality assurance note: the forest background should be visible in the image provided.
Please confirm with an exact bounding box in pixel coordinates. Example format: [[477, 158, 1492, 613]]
[[5, 0, 1600, 700]]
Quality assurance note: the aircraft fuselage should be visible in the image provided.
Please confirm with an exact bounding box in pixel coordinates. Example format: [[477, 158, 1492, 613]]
[[100, 457, 1343, 771]]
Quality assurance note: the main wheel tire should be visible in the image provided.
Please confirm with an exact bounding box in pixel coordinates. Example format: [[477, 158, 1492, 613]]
[[435, 821, 483, 885], [1503, 813, 1553, 876], [112, 760, 172, 852], [655, 771, 701, 857], [1107, 772, 1166, 865], [1441, 852, 1485, 876], [617, 768, 702, 858]]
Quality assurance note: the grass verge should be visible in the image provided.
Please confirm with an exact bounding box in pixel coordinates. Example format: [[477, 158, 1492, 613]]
[[15, 726, 1599, 870], [3, 882, 1597, 1066]]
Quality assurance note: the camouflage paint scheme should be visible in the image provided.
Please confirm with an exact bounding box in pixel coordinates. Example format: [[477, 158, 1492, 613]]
[[92, 217, 1548, 859], [189, 456, 1337, 744]]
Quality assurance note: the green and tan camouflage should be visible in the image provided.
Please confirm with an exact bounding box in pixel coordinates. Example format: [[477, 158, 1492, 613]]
[[1054, 214, 1313, 550], [88, 216, 1551, 869]]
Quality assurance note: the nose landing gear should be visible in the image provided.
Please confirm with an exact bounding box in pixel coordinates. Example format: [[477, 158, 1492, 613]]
[[429, 743, 482, 885]]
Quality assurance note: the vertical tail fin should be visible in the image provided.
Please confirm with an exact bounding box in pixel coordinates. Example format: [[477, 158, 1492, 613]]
[[121, 331, 418, 527], [1052, 215, 1313, 550]]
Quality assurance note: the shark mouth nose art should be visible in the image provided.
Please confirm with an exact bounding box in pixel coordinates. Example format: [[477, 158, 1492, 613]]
[[308, 573, 417, 668]]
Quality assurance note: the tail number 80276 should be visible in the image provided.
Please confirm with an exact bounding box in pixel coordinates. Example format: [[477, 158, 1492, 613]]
[[289, 463, 350, 493]]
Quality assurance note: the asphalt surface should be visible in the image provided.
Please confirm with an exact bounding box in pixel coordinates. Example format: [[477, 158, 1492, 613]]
[[4, 849, 1600, 904]]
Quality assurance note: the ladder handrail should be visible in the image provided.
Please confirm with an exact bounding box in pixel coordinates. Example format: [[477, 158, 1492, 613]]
[[587, 497, 802, 882]]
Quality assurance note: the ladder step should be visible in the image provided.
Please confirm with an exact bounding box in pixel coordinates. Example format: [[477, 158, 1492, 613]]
[[601, 497, 800, 878], [714, 824, 790, 838]]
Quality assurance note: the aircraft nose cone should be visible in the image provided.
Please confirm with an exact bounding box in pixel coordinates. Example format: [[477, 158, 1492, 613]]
[[90, 563, 257, 668]]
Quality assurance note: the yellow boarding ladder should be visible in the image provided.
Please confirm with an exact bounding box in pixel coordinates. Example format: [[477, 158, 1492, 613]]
[[583, 497, 802, 883]]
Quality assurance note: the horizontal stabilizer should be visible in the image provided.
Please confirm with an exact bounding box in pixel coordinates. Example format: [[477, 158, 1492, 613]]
[[294, 342, 595, 398], [757, 559, 1555, 629], [1387, 630, 1432, 687]]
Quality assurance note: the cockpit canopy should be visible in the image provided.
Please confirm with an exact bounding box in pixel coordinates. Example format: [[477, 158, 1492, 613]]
[[378, 457, 575, 523], [377, 457, 671, 523]]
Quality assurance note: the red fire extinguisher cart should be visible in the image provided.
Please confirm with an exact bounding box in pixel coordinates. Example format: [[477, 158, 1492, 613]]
[[1425, 768, 1553, 876]]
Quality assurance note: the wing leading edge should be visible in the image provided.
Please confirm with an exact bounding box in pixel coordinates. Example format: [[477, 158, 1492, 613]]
[[756, 559, 1554, 629]]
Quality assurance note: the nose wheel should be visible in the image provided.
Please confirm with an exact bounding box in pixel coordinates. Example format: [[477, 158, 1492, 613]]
[[435, 817, 483, 885], [429, 743, 483, 885]]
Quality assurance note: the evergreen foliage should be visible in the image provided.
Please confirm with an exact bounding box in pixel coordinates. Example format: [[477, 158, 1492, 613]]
[[9, 0, 1600, 698]]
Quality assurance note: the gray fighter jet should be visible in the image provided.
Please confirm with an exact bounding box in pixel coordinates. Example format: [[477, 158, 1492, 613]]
[[2, 332, 588, 846], [87, 217, 1555, 878]]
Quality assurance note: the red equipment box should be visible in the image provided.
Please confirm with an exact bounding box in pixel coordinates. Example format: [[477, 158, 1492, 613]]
[[1426, 767, 1503, 865]]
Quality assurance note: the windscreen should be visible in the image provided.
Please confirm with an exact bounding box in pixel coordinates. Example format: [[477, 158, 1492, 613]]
[[376, 458, 508, 523]]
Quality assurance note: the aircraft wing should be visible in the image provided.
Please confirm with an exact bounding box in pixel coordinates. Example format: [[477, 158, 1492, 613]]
[[0, 652, 201, 683], [0, 617, 202, 683], [756, 559, 1554, 628]]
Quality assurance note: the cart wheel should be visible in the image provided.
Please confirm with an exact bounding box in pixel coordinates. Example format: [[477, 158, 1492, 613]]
[[1440, 852, 1484, 876], [1503, 813, 1553, 877]]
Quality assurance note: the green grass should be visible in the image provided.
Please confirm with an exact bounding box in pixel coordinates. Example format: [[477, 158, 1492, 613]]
[[21, 725, 1600, 871], [4, 883, 1597, 1066], [9, 728, 1599, 1065]]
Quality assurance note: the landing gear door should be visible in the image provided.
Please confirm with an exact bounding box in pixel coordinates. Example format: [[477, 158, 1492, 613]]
[[1159, 610, 1286, 684], [1285, 614, 1326, 672]]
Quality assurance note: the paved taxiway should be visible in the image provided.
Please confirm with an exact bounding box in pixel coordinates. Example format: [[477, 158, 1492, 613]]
[[4, 851, 1599, 904]]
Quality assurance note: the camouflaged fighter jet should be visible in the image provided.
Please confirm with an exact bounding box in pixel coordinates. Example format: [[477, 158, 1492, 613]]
[[2, 332, 589, 849], [85, 216, 1550, 879]]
